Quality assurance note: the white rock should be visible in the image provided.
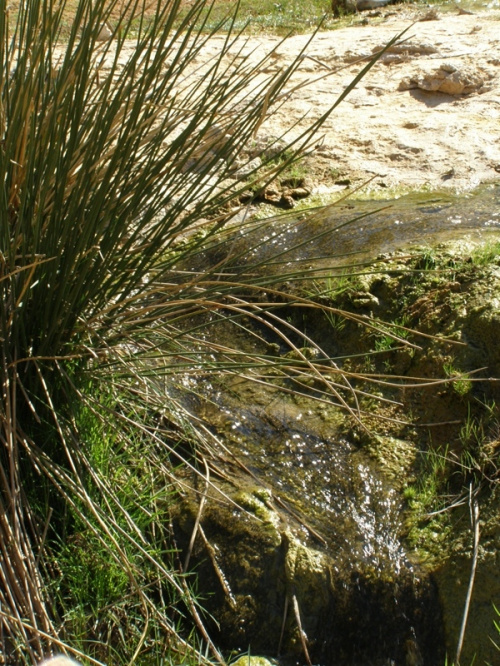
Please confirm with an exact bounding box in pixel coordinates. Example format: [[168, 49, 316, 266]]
[[96, 23, 113, 41], [400, 63, 492, 96], [39, 657, 82, 666]]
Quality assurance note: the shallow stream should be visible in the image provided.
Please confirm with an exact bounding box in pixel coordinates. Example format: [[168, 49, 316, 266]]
[[174, 183, 500, 664], [231, 182, 500, 272]]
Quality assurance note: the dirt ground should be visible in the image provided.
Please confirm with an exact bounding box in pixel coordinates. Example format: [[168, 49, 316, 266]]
[[184, 4, 500, 197], [86, 3, 500, 199]]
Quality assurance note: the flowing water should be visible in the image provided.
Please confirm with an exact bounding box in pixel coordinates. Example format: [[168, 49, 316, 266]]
[[230, 183, 500, 272], [197, 385, 409, 574], [173, 184, 500, 664]]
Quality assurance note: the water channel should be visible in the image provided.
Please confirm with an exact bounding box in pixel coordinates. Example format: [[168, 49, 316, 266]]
[[172, 183, 500, 665]]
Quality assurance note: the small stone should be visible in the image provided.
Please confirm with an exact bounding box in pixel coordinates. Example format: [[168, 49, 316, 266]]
[[288, 186, 311, 199], [419, 8, 439, 21], [239, 190, 254, 204], [96, 23, 113, 41], [280, 194, 296, 209], [398, 77, 415, 91], [351, 292, 380, 308], [232, 657, 276, 666], [400, 63, 489, 96], [263, 185, 281, 204], [232, 156, 262, 178]]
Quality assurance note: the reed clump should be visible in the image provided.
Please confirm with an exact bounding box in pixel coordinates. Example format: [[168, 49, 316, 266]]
[[0, 0, 406, 662]]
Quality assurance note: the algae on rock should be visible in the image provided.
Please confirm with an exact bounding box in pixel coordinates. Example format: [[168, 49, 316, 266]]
[[172, 237, 500, 665]]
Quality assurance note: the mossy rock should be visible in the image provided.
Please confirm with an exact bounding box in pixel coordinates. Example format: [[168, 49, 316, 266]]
[[173, 477, 444, 665], [173, 238, 500, 664], [231, 657, 276, 666], [365, 435, 418, 489]]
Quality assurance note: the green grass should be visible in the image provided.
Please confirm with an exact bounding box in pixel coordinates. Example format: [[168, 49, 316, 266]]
[[404, 395, 499, 567], [175, 0, 337, 35], [469, 240, 500, 266], [443, 361, 473, 397], [493, 605, 500, 653], [43, 389, 194, 664], [403, 444, 455, 565], [372, 314, 412, 352]]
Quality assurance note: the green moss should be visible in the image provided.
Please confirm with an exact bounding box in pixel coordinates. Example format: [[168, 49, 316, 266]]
[[283, 346, 321, 361], [231, 657, 277, 666], [233, 488, 282, 544], [366, 435, 417, 489]]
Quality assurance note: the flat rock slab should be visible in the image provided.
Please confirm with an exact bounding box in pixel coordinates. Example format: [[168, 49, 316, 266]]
[[94, 6, 500, 195], [252, 8, 500, 194], [192, 7, 500, 194]]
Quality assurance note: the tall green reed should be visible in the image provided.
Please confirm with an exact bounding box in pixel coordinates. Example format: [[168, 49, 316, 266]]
[[0, 0, 409, 661]]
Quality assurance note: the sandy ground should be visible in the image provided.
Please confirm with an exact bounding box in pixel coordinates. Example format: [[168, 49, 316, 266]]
[[90, 4, 500, 198], [185, 4, 500, 196]]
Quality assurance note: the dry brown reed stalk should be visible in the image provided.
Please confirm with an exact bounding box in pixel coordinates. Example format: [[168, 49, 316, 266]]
[[0, 261, 59, 659], [455, 486, 481, 666]]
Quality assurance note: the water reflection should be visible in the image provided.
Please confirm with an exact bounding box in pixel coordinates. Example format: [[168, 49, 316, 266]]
[[198, 394, 410, 576], [231, 183, 500, 272]]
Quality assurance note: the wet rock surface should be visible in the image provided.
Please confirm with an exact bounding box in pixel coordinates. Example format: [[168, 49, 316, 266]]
[[174, 481, 444, 665], [172, 232, 500, 665]]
